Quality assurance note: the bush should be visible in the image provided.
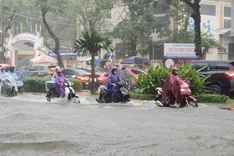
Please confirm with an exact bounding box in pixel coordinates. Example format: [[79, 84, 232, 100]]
[[130, 92, 229, 103], [130, 92, 155, 100], [23, 77, 82, 93], [194, 94, 229, 103], [137, 64, 171, 94], [136, 64, 209, 95], [68, 78, 83, 92]]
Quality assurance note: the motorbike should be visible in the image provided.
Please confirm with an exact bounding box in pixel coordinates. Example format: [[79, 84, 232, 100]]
[[45, 81, 80, 103], [155, 79, 198, 108], [15, 77, 24, 94], [0, 76, 18, 97], [96, 81, 130, 103]]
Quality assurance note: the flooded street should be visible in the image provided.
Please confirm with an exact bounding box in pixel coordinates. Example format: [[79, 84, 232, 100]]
[[0, 93, 234, 156]]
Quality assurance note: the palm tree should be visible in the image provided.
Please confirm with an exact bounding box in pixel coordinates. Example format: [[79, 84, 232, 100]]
[[74, 30, 112, 93]]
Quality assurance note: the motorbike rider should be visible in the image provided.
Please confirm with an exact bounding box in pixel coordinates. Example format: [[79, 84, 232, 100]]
[[8, 66, 24, 93], [161, 66, 183, 108], [0, 67, 18, 95], [52, 66, 60, 81], [0, 67, 10, 78], [54, 69, 69, 98], [119, 66, 131, 89], [107, 67, 124, 102]]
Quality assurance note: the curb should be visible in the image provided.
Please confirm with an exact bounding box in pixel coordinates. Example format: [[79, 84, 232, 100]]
[[220, 107, 234, 111]]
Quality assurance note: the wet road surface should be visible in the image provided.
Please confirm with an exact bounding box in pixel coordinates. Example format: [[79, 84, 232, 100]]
[[0, 93, 234, 156]]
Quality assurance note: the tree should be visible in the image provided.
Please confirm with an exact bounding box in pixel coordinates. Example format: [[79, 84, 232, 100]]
[[68, 0, 113, 31], [179, 0, 202, 59], [34, 0, 70, 67], [74, 30, 112, 93], [1, 0, 19, 63], [113, 0, 171, 58]]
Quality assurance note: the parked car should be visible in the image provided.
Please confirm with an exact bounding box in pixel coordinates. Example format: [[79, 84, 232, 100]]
[[0, 64, 10, 68], [28, 64, 57, 77], [191, 60, 234, 97], [62, 67, 102, 90]]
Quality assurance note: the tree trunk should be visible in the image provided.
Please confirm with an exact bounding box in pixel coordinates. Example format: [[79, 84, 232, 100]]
[[192, 0, 202, 59], [183, 0, 202, 60], [41, 8, 64, 67], [91, 52, 96, 94]]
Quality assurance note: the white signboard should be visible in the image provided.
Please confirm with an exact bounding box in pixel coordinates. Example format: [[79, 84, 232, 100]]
[[164, 43, 196, 58], [12, 33, 37, 44]]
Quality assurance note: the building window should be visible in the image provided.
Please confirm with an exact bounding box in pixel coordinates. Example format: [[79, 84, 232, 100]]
[[224, 19, 231, 28], [200, 4, 216, 16], [224, 6, 231, 17]]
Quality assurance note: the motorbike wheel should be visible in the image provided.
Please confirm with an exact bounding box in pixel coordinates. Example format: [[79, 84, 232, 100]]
[[187, 100, 198, 107], [71, 96, 80, 104]]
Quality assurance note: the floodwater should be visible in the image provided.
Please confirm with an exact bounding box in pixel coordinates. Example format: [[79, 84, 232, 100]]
[[0, 93, 234, 156]]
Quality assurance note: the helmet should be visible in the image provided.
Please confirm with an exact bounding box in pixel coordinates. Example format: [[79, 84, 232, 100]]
[[55, 66, 60, 70], [172, 66, 178, 75], [57, 69, 63, 73], [9, 65, 15, 72], [1, 67, 6, 72], [111, 67, 118, 74]]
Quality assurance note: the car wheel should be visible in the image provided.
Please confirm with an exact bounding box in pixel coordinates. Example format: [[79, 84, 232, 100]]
[[210, 85, 221, 94]]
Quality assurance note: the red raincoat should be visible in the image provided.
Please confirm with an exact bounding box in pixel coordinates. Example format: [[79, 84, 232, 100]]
[[161, 73, 190, 103]]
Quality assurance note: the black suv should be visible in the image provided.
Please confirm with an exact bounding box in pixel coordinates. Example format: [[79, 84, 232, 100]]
[[191, 60, 234, 97]]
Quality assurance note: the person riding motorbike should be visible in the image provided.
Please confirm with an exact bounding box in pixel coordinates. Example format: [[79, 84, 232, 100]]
[[106, 67, 124, 102], [8, 66, 24, 93], [119, 66, 131, 89], [161, 66, 184, 108], [52, 66, 60, 81], [54, 69, 69, 98], [0, 67, 18, 96]]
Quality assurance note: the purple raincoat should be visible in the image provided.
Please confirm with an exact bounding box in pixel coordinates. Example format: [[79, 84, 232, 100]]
[[55, 75, 68, 96], [107, 73, 123, 92]]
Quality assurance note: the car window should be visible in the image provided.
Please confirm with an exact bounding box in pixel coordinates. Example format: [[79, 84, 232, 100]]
[[34, 66, 42, 70], [131, 69, 147, 75], [229, 62, 234, 70], [63, 69, 74, 75], [75, 69, 89, 76], [193, 63, 209, 71], [211, 63, 229, 71], [29, 66, 36, 71]]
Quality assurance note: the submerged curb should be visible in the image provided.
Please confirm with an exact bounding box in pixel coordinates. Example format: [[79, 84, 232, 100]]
[[220, 107, 234, 111]]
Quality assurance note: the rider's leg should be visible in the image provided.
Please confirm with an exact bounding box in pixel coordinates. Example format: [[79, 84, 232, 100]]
[[112, 90, 118, 102]]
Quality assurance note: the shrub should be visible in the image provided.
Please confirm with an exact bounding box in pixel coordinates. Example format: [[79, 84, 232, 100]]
[[130, 92, 155, 100], [194, 94, 229, 103], [23, 77, 82, 93], [136, 64, 209, 95], [130, 92, 229, 103], [137, 64, 171, 94]]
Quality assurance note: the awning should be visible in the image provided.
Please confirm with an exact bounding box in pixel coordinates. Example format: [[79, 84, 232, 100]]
[[216, 28, 231, 35]]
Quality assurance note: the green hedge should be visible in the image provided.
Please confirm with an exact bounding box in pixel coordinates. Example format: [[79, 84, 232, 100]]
[[130, 92, 155, 101], [23, 77, 82, 93], [130, 92, 229, 103], [194, 94, 229, 103]]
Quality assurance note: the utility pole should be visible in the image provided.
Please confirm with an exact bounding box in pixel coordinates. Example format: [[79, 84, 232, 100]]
[[1, 0, 5, 63]]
